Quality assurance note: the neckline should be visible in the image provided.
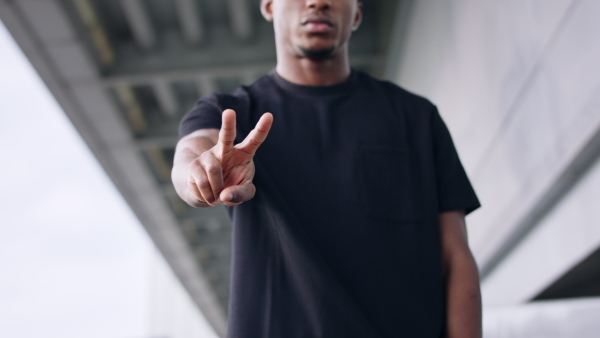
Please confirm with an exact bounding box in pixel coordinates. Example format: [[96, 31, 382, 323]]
[[268, 69, 359, 96]]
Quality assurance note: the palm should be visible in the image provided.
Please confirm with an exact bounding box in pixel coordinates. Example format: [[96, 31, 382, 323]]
[[220, 148, 255, 187]]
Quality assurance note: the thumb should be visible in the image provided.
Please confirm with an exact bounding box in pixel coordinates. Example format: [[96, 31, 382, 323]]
[[220, 182, 256, 206]]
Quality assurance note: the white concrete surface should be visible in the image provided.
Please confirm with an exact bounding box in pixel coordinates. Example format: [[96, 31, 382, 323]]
[[484, 298, 600, 338], [482, 152, 600, 304], [393, 0, 600, 305]]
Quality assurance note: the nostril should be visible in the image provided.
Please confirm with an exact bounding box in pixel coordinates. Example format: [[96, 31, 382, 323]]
[[306, 1, 330, 10]]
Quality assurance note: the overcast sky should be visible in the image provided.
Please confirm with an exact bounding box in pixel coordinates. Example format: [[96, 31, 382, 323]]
[[0, 19, 215, 338]]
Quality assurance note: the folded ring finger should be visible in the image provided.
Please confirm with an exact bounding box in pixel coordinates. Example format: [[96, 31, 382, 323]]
[[195, 167, 216, 205]]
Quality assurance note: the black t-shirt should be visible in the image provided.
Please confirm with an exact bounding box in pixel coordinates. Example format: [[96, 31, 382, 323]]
[[180, 70, 480, 338]]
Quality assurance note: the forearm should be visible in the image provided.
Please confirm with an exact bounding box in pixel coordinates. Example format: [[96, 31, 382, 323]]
[[172, 130, 218, 207], [444, 252, 482, 338]]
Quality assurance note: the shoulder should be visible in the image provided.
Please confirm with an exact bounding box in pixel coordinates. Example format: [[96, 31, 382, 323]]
[[195, 90, 247, 113], [355, 71, 437, 127], [195, 73, 274, 110], [359, 71, 435, 111], [180, 75, 273, 137], [178, 87, 250, 137]]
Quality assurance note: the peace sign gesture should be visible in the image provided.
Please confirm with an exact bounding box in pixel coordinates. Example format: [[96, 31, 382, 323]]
[[181, 109, 273, 207]]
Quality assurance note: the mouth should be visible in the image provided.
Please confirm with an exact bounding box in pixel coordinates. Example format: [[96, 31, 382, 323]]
[[302, 16, 334, 33]]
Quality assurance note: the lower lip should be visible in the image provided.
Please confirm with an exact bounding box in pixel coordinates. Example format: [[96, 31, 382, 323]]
[[304, 22, 332, 33]]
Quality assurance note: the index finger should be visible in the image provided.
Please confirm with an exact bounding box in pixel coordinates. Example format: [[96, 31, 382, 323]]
[[236, 113, 273, 155], [218, 109, 237, 152]]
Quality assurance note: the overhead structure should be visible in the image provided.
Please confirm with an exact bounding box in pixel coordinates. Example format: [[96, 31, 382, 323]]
[[226, 0, 253, 41], [0, 0, 402, 336], [389, 0, 600, 311], [120, 0, 156, 49], [174, 0, 205, 44]]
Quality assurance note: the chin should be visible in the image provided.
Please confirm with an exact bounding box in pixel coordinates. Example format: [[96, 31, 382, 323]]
[[298, 45, 336, 60]]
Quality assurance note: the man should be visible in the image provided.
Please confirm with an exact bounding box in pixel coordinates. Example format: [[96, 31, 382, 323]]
[[172, 0, 482, 337]]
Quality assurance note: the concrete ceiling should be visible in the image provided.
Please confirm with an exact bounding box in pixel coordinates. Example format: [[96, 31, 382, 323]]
[[0, 0, 403, 336]]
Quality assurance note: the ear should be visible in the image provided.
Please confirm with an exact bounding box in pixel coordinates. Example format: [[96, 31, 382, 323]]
[[261, 0, 274, 22], [352, 2, 363, 31]]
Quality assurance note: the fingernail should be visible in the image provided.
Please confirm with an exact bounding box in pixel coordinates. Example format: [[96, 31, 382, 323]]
[[226, 193, 234, 202]]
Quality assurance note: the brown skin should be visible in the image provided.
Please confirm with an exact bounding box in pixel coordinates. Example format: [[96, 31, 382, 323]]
[[172, 1, 481, 336], [261, 0, 362, 86], [440, 210, 483, 338], [172, 109, 273, 207]]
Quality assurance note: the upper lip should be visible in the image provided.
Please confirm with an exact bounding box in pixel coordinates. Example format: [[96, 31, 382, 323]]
[[302, 16, 333, 26]]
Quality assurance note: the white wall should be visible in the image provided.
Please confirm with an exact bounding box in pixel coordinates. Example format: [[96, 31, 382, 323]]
[[148, 247, 220, 338], [484, 298, 600, 338], [392, 0, 600, 305], [483, 151, 600, 304]]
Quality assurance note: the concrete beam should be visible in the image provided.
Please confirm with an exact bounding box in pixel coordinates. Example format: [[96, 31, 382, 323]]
[[174, 0, 204, 44], [381, 0, 414, 80], [81, 53, 378, 88], [137, 135, 179, 150], [226, 0, 253, 41], [73, 0, 115, 67], [120, 0, 156, 49], [196, 74, 218, 98], [153, 80, 178, 117]]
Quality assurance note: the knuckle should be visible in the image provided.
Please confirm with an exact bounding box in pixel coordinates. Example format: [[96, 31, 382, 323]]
[[199, 151, 213, 162], [236, 185, 255, 202], [188, 159, 203, 173], [186, 184, 206, 206], [188, 179, 198, 189], [198, 180, 211, 191], [245, 187, 256, 200], [188, 184, 201, 198], [205, 164, 221, 176], [220, 138, 234, 146]]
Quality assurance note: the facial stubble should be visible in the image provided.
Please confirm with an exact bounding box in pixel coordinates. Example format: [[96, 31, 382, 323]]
[[298, 46, 336, 60]]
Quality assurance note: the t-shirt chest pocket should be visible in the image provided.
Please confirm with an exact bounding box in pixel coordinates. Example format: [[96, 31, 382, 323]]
[[355, 146, 418, 223]]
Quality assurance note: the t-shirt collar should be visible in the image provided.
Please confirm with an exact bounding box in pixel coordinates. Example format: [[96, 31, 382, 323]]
[[268, 68, 359, 96]]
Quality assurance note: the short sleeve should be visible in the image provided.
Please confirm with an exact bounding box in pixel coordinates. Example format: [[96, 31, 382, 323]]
[[178, 95, 223, 138], [431, 107, 481, 215]]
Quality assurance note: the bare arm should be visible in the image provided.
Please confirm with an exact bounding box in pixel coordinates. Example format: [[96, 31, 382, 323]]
[[440, 210, 482, 338], [171, 109, 273, 208]]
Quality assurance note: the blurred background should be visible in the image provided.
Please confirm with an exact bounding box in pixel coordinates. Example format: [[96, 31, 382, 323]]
[[0, 0, 598, 337]]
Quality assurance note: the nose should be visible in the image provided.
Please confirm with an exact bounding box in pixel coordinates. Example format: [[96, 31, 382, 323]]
[[306, 0, 331, 10]]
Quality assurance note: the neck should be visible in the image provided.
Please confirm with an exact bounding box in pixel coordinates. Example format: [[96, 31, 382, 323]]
[[275, 46, 351, 86]]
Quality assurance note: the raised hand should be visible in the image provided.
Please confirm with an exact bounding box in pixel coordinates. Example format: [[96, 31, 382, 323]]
[[187, 109, 273, 206]]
